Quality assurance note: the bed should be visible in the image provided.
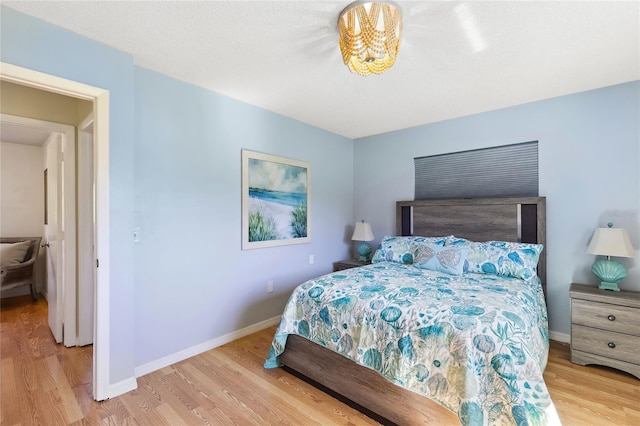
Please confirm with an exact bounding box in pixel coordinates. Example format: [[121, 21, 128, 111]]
[[265, 197, 559, 425]]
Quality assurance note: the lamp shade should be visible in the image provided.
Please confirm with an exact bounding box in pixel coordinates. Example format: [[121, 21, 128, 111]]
[[352, 221, 374, 241], [586, 227, 635, 258]]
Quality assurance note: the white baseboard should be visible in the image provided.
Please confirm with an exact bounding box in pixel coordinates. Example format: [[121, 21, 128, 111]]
[[107, 376, 138, 399], [549, 330, 570, 343], [134, 315, 281, 378]]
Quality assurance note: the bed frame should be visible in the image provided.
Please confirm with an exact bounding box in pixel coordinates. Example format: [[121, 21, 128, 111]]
[[396, 197, 546, 291], [280, 197, 547, 425]]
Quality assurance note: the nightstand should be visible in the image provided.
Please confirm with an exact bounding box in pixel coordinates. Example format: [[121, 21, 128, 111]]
[[333, 258, 370, 272], [569, 283, 640, 379]]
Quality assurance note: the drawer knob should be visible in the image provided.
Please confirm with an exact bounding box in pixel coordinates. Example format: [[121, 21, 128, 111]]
[[607, 314, 616, 321], [607, 342, 616, 349]]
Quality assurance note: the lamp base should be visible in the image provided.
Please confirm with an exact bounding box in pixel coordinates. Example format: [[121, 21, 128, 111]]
[[598, 281, 621, 292], [592, 259, 627, 292], [357, 242, 372, 262]]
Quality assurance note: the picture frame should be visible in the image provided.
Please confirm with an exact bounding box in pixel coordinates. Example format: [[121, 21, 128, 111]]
[[242, 150, 311, 249]]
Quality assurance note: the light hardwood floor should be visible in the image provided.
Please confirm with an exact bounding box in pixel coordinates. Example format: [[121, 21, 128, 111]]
[[1, 295, 639, 425]]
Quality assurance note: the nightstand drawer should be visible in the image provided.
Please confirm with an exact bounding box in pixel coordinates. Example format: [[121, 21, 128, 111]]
[[572, 324, 640, 365], [572, 299, 640, 335]]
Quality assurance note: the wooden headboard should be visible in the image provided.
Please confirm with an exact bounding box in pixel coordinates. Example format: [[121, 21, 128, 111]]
[[396, 197, 546, 289]]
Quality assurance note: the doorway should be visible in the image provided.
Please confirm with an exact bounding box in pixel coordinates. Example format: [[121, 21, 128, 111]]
[[0, 62, 112, 400], [0, 112, 78, 344]]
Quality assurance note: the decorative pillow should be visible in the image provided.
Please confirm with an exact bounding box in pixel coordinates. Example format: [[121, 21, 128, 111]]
[[371, 235, 449, 264], [0, 241, 31, 267], [413, 243, 469, 275], [446, 237, 543, 280]]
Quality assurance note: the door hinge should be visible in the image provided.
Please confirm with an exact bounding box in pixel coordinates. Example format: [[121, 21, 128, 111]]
[[96, 259, 99, 268]]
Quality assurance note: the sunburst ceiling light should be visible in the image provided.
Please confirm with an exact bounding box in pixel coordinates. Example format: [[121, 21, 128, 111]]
[[338, 1, 402, 76]]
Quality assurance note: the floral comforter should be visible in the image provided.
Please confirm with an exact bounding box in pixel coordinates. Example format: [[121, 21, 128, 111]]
[[265, 262, 560, 425]]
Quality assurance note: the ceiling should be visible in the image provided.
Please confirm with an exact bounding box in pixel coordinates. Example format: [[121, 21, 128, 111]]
[[0, 121, 51, 146], [3, 1, 639, 139]]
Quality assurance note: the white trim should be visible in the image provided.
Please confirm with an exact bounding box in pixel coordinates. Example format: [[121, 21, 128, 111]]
[[549, 330, 570, 343], [93, 90, 111, 401], [61, 120, 77, 347], [106, 377, 138, 399], [0, 62, 113, 401], [134, 316, 281, 378], [0, 63, 105, 100], [77, 113, 95, 347], [79, 113, 95, 132]]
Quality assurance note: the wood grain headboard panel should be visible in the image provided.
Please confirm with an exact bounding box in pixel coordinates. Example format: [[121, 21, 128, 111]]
[[396, 197, 547, 289]]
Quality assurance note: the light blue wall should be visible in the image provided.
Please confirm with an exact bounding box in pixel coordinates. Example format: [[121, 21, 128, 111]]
[[1, 6, 136, 383], [133, 68, 353, 366], [2, 6, 354, 382], [354, 81, 640, 336]]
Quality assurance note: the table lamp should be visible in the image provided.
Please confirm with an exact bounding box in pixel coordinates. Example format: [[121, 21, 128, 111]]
[[586, 223, 636, 291], [352, 220, 375, 262]]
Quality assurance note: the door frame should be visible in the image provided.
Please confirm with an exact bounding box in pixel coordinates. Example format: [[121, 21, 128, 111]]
[[0, 62, 112, 401], [77, 113, 95, 347]]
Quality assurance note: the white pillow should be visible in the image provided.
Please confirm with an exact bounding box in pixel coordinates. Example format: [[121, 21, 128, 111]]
[[0, 241, 31, 267]]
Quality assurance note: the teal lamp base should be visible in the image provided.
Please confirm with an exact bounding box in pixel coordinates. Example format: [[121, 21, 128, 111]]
[[598, 281, 621, 292], [592, 259, 627, 292], [357, 242, 372, 262]]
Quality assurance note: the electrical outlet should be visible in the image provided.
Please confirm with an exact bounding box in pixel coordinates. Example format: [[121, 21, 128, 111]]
[[309, 254, 314, 264], [133, 227, 141, 243], [267, 280, 274, 293]]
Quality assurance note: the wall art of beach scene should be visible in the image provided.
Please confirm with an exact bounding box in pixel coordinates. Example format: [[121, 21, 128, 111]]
[[247, 157, 308, 242]]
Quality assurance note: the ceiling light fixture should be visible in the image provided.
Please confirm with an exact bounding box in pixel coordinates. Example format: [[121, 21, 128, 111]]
[[338, 1, 402, 76]]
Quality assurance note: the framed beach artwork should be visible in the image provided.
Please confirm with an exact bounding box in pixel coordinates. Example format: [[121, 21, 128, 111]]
[[242, 150, 311, 249]]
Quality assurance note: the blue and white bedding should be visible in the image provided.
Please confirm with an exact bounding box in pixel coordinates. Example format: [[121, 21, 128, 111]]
[[265, 262, 560, 425]]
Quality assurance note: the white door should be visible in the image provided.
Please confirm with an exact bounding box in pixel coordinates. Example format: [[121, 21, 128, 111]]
[[45, 133, 64, 343]]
